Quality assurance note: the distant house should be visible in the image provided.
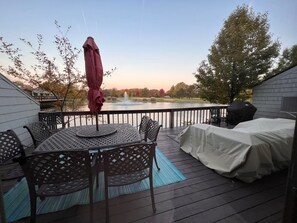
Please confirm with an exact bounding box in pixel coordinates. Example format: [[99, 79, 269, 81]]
[[0, 73, 40, 146], [32, 88, 55, 99], [252, 65, 297, 119]]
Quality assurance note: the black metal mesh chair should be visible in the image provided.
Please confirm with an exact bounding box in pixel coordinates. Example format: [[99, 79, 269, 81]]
[[138, 115, 151, 140], [23, 121, 54, 148], [144, 119, 162, 171], [15, 150, 98, 223], [209, 107, 221, 127], [102, 142, 156, 223], [0, 130, 25, 181]]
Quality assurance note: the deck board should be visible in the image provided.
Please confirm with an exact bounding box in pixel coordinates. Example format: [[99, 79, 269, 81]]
[[3, 127, 287, 223]]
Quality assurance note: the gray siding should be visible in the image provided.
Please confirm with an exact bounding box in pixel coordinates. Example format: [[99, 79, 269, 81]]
[[252, 66, 297, 119], [0, 73, 40, 146]]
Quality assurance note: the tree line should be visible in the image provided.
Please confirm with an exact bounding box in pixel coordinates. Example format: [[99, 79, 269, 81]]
[[103, 82, 199, 99]]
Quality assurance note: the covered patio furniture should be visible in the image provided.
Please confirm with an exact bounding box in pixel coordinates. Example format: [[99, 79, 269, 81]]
[[0, 130, 25, 181], [144, 119, 162, 171], [23, 121, 55, 148], [180, 118, 295, 183], [102, 142, 156, 223], [15, 150, 98, 223], [226, 101, 257, 125]]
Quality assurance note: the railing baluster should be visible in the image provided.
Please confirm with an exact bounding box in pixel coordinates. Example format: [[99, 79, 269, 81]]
[[107, 113, 110, 124], [170, 109, 174, 128], [39, 106, 227, 129]]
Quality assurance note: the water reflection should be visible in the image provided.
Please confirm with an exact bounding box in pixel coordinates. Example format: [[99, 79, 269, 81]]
[[80, 101, 218, 111]]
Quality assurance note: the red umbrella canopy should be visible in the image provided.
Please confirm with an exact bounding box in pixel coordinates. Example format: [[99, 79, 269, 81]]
[[83, 37, 105, 113]]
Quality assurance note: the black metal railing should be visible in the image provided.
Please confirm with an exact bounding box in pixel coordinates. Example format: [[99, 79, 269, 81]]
[[39, 106, 228, 129]]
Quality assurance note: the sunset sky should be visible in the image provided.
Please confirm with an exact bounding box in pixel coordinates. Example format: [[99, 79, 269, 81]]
[[1, 0, 296, 91]]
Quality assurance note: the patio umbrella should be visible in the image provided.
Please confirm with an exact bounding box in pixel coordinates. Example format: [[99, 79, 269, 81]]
[[83, 36, 105, 131]]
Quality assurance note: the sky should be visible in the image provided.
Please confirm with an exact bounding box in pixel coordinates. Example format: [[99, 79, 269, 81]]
[[0, 0, 296, 91]]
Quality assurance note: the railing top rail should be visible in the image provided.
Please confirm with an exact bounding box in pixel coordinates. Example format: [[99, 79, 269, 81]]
[[39, 105, 228, 115], [39, 105, 228, 129]]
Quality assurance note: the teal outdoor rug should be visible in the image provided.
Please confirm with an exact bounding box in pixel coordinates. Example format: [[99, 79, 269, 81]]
[[4, 148, 186, 222]]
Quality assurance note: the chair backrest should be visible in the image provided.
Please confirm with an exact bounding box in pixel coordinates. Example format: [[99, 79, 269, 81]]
[[210, 107, 221, 118], [23, 121, 52, 147], [18, 150, 92, 185], [139, 116, 151, 136], [0, 130, 25, 165], [209, 107, 221, 125], [145, 119, 162, 142], [102, 142, 156, 181]]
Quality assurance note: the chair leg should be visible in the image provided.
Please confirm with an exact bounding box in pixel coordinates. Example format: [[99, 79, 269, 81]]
[[89, 182, 94, 223], [89, 183, 94, 205], [149, 176, 156, 212], [96, 171, 99, 187], [154, 154, 160, 171], [31, 195, 37, 223], [105, 184, 109, 223]]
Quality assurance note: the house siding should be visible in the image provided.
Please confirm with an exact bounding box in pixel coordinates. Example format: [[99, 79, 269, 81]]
[[0, 73, 40, 146], [252, 66, 297, 119]]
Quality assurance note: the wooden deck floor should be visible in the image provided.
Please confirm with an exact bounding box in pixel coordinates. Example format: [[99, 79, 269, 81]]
[[7, 127, 287, 223]]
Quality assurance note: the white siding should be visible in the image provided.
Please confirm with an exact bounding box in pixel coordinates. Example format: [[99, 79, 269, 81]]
[[0, 73, 40, 146], [252, 66, 297, 119]]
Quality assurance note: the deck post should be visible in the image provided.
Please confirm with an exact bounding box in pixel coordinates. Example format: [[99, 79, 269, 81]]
[[283, 117, 297, 222]]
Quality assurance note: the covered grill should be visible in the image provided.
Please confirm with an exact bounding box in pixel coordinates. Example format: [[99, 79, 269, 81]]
[[226, 101, 257, 126]]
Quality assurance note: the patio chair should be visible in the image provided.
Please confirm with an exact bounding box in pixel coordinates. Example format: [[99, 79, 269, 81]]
[[208, 107, 221, 127], [138, 115, 151, 140], [15, 150, 98, 223], [0, 130, 25, 181], [144, 119, 162, 171], [23, 121, 54, 148], [102, 142, 156, 223]]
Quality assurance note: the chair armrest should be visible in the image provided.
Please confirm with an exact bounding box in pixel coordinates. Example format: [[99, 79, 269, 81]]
[[49, 129, 61, 134]]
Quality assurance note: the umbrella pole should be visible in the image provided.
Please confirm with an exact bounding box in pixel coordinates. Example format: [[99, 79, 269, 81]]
[[96, 113, 99, 131]]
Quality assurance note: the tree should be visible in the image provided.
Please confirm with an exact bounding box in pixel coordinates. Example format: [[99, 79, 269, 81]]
[[0, 21, 83, 112], [194, 5, 280, 104], [174, 82, 188, 98], [266, 44, 297, 78], [141, 88, 150, 97], [149, 89, 159, 97], [186, 84, 199, 98], [0, 21, 115, 112], [135, 88, 141, 97], [159, 89, 165, 97], [166, 82, 191, 98], [110, 88, 119, 97], [166, 85, 175, 97]]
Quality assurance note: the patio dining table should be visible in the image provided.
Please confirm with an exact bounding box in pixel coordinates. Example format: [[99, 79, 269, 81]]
[[35, 123, 141, 152]]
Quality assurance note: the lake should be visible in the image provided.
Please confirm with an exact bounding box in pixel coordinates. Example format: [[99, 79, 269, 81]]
[[80, 101, 218, 111]]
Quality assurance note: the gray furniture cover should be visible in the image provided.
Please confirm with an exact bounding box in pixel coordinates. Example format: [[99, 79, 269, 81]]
[[180, 118, 295, 183]]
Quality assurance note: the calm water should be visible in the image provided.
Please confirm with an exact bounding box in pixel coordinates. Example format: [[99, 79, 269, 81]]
[[80, 101, 217, 111]]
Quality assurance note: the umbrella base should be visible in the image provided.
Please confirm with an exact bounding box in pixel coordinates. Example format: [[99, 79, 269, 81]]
[[76, 125, 117, 138]]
